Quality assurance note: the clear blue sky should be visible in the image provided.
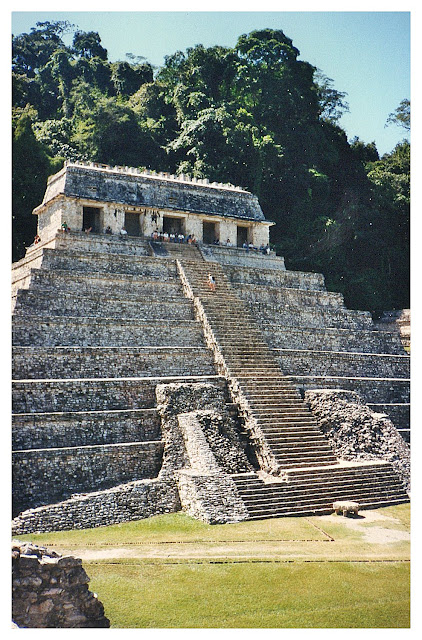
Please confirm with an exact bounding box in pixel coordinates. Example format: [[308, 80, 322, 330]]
[[11, 9, 411, 156]]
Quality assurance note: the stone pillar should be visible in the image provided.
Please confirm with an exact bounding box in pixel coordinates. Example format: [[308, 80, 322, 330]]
[[219, 220, 237, 246], [250, 223, 270, 247]]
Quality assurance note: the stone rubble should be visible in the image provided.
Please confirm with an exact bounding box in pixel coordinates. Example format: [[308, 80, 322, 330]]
[[12, 540, 110, 628], [305, 389, 410, 492]]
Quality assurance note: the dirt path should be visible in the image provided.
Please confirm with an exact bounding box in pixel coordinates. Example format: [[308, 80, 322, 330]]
[[51, 511, 410, 563]]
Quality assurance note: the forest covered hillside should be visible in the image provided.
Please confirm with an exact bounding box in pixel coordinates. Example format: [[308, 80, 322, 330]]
[[12, 21, 410, 313]]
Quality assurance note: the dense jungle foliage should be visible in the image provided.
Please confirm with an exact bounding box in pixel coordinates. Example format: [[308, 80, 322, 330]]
[[12, 22, 410, 312]]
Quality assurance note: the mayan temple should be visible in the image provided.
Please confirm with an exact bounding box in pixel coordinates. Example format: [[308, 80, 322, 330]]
[[11, 161, 410, 533]]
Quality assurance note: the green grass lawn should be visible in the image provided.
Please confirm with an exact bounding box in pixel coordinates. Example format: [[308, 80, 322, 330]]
[[17, 504, 410, 629], [87, 560, 410, 628]]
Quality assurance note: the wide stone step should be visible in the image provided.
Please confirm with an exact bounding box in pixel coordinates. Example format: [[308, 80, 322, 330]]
[[12, 316, 205, 348], [244, 493, 408, 517], [233, 471, 403, 492], [246, 301, 374, 330], [26, 268, 184, 299], [245, 394, 303, 402], [273, 456, 337, 468], [12, 408, 161, 450], [238, 483, 406, 507], [14, 289, 195, 320], [269, 446, 335, 458], [235, 476, 406, 498], [259, 432, 324, 442], [251, 410, 313, 418], [241, 482, 408, 504], [273, 348, 410, 379], [290, 374, 410, 404], [12, 346, 216, 380], [261, 324, 406, 355], [13, 440, 164, 516], [245, 498, 409, 520], [12, 374, 226, 414], [259, 429, 323, 438], [255, 415, 314, 423], [38, 248, 178, 278]]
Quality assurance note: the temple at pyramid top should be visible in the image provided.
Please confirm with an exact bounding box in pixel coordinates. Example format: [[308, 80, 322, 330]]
[[33, 161, 274, 247]]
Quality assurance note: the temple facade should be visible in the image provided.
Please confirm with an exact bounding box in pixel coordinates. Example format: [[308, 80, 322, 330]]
[[34, 161, 274, 247]]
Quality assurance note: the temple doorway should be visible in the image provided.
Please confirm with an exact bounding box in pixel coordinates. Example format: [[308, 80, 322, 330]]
[[124, 212, 141, 236], [82, 206, 101, 233], [237, 225, 249, 247], [163, 216, 184, 235], [203, 221, 218, 245]]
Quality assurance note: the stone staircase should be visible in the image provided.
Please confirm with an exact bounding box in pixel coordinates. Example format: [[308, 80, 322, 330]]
[[176, 258, 409, 518], [231, 463, 409, 519], [178, 259, 338, 471]]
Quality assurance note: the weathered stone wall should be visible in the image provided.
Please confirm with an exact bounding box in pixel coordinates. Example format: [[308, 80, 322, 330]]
[[13, 441, 163, 514], [39, 247, 176, 277], [52, 230, 152, 256], [154, 384, 251, 523], [293, 375, 410, 404], [13, 317, 205, 348], [239, 283, 345, 309], [156, 382, 230, 478], [274, 348, 410, 379], [262, 324, 405, 355], [26, 268, 184, 298], [13, 375, 225, 414], [374, 309, 410, 351], [177, 470, 249, 524], [12, 479, 180, 534], [183, 410, 253, 474], [200, 244, 285, 269], [12, 541, 110, 628], [224, 263, 324, 290], [305, 389, 410, 491], [175, 410, 249, 523], [366, 403, 410, 441], [13, 346, 216, 379], [249, 301, 373, 330], [14, 288, 194, 320], [36, 197, 64, 242], [12, 409, 160, 450]]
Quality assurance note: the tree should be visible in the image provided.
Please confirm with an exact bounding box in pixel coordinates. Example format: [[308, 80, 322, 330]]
[[349, 137, 379, 164], [12, 114, 62, 261], [12, 21, 72, 76], [72, 30, 108, 60], [71, 97, 165, 168], [386, 99, 410, 132], [314, 70, 349, 123], [111, 61, 153, 97]]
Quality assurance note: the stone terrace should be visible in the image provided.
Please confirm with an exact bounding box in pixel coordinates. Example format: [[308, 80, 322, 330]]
[[12, 233, 225, 515]]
